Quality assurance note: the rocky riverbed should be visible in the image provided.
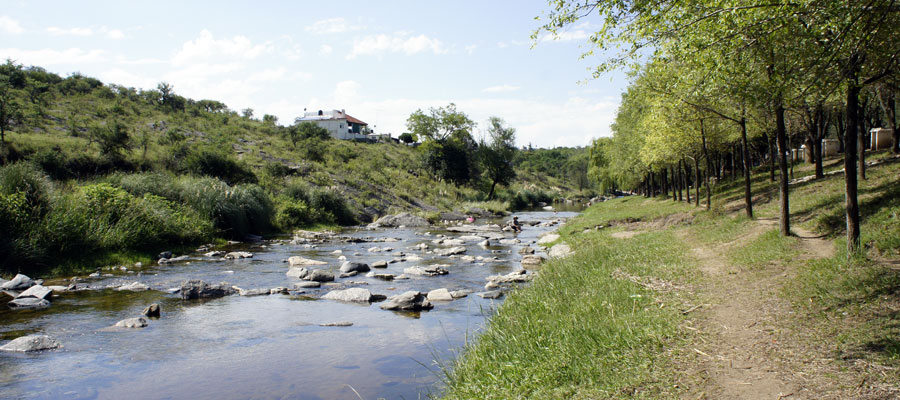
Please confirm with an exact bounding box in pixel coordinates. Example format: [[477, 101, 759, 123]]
[[0, 208, 579, 399]]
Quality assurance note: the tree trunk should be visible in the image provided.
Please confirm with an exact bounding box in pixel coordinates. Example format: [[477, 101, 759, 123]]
[[661, 168, 668, 200], [858, 114, 867, 180], [677, 163, 683, 202], [845, 80, 861, 253], [671, 167, 677, 202], [702, 121, 713, 210], [776, 102, 791, 236], [766, 133, 775, 182], [488, 181, 497, 200], [740, 119, 753, 218], [694, 156, 701, 208], [683, 158, 691, 204]]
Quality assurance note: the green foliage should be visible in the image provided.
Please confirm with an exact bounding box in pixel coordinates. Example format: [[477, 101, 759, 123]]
[[0, 161, 51, 216], [479, 117, 517, 198], [398, 132, 415, 144], [289, 122, 331, 146], [183, 148, 257, 185]]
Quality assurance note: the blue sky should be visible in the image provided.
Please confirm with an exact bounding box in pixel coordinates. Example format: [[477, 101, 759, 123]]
[[0, 1, 626, 148]]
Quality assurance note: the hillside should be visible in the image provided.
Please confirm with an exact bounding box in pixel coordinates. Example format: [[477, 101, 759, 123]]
[[0, 62, 592, 274]]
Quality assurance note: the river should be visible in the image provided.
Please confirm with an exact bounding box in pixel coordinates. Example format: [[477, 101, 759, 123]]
[[0, 207, 581, 400]]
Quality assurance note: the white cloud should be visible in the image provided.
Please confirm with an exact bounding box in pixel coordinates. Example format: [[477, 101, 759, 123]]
[[104, 28, 125, 40], [347, 32, 446, 59], [172, 30, 273, 66], [305, 17, 363, 35], [540, 22, 594, 43], [333, 80, 361, 105], [464, 44, 477, 55], [319, 44, 333, 56], [0, 16, 24, 35], [47, 26, 93, 36], [0, 47, 107, 65], [481, 85, 520, 93]]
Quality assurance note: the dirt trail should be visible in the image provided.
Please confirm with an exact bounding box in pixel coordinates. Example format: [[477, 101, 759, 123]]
[[681, 218, 833, 400]]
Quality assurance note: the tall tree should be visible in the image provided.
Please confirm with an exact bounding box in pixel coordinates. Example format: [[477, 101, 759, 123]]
[[479, 117, 517, 199]]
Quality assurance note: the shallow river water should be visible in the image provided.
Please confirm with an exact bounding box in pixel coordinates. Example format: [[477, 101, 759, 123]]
[[0, 207, 580, 400]]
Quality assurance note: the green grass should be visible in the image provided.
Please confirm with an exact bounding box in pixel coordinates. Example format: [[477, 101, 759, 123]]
[[726, 228, 799, 269], [442, 204, 696, 399]]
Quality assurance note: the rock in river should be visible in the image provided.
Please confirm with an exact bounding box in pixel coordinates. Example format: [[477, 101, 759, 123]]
[[288, 256, 328, 267], [116, 282, 150, 291], [434, 246, 466, 256], [379, 291, 433, 311], [549, 243, 573, 258], [477, 291, 503, 299], [426, 288, 454, 301], [537, 234, 560, 245], [305, 269, 335, 282], [339, 262, 370, 274], [224, 251, 253, 260], [180, 280, 235, 300], [1, 274, 34, 290], [7, 297, 51, 309], [0, 335, 61, 352], [371, 260, 388, 269], [142, 303, 160, 318], [287, 267, 309, 279], [403, 266, 449, 276], [369, 212, 430, 228], [521, 255, 544, 267], [16, 284, 52, 300], [115, 317, 148, 328], [322, 287, 385, 303]]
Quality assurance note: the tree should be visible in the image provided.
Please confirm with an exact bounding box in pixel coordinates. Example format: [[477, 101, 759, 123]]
[[406, 104, 479, 184], [241, 108, 254, 119], [0, 61, 24, 153], [288, 122, 331, 148], [262, 114, 278, 125], [398, 132, 416, 144], [479, 117, 517, 199]]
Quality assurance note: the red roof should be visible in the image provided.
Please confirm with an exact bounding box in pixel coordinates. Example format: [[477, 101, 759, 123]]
[[344, 114, 367, 125]]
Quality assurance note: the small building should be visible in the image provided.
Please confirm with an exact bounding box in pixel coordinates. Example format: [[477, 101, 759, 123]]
[[295, 109, 372, 141], [822, 139, 840, 157], [870, 128, 894, 150]]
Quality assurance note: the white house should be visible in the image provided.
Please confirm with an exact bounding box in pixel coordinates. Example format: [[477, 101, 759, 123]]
[[295, 109, 371, 141]]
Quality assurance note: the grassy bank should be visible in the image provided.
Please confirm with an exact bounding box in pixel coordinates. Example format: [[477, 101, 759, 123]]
[[442, 198, 699, 399], [441, 152, 900, 398]]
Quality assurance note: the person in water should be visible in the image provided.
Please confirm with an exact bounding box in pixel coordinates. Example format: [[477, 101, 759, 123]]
[[510, 216, 522, 232]]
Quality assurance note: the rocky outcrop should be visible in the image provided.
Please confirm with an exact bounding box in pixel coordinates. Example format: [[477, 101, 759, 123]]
[[379, 291, 434, 311], [180, 280, 235, 300], [369, 213, 430, 228], [0, 335, 61, 352], [322, 288, 385, 303]]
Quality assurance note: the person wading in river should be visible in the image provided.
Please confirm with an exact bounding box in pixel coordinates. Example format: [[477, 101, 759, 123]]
[[510, 216, 522, 233]]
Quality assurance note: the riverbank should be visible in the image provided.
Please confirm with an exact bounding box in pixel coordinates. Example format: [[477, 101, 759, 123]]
[[441, 152, 900, 398]]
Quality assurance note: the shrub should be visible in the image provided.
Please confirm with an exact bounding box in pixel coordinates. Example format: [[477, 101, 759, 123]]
[[274, 197, 316, 229], [308, 187, 356, 225], [174, 177, 273, 238], [0, 162, 52, 216], [183, 148, 257, 185]]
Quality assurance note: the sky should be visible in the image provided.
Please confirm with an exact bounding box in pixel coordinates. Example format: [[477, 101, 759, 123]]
[[0, 1, 627, 148]]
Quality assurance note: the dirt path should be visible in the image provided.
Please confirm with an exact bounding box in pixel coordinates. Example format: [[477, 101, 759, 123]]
[[681, 218, 834, 400]]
